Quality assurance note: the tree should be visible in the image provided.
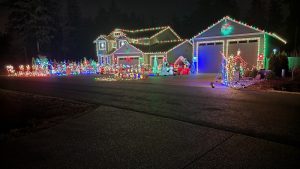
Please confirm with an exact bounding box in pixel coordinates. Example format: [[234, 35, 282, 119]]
[[268, 0, 284, 32], [9, 0, 57, 57], [285, 0, 300, 51], [0, 32, 9, 56], [94, 7, 109, 34], [246, 0, 268, 30], [62, 0, 82, 59], [269, 51, 289, 77]]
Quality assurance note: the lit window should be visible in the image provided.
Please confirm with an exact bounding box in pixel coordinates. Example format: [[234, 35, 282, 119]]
[[98, 41, 106, 50], [119, 40, 127, 47]]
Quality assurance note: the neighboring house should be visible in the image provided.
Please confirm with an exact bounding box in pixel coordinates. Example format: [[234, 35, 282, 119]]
[[192, 16, 287, 73], [94, 26, 192, 67]]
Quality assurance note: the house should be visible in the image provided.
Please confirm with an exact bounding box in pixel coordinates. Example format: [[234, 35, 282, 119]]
[[192, 16, 287, 73], [94, 26, 192, 67]]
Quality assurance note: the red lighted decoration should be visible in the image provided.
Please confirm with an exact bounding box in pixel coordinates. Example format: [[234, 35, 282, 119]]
[[177, 68, 190, 75], [258, 54, 264, 61], [125, 56, 133, 63]]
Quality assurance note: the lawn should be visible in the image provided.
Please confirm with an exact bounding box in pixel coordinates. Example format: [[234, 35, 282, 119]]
[[0, 89, 95, 138]]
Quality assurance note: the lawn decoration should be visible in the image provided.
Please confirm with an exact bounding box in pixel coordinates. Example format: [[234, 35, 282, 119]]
[[174, 56, 190, 75], [5, 56, 148, 81], [220, 50, 259, 89], [160, 57, 173, 76]]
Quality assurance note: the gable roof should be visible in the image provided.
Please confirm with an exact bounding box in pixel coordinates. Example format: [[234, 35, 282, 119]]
[[120, 26, 168, 39], [132, 40, 185, 53], [192, 16, 287, 44], [112, 43, 143, 55], [93, 35, 108, 43]]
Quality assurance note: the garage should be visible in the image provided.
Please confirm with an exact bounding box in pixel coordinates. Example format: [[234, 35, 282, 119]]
[[112, 43, 144, 66], [197, 42, 224, 73], [192, 16, 287, 73], [227, 39, 259, 68], [118, 56, 140, 65]]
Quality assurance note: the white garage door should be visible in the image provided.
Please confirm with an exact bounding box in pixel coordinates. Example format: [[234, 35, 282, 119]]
[[227, 39, 259, 68]]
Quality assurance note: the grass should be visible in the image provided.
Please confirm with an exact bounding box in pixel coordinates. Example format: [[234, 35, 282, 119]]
[[249, 78, 300, 92], [0, 89, 96, 138]]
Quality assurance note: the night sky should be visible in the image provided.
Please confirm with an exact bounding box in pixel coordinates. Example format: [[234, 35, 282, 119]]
[[0, 0, 252, 31], [79, 0, 250, 22]]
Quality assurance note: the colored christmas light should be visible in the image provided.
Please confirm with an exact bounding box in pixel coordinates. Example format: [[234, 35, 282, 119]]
[[192, 16, 287, 44], [221, 22, 234, 36], [152, 56, 158, 74]]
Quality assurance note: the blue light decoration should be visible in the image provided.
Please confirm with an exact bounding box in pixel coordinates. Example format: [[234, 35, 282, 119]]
[[221, 21, 234, 36], [221, 53, 228, 86], [191, 56, 197, 74]]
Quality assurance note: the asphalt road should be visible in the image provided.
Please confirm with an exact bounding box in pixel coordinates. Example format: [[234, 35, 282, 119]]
[[0, 74, 300, 169]]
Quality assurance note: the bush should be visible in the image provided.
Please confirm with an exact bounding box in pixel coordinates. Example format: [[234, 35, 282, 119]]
[[244, 69, 251, 77], [268, 51, 289, 77], [250, 68, 258, 78], [266, 71, 276, 80]]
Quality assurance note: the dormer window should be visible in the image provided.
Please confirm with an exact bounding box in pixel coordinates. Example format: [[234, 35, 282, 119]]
[[98, 41, 106, 50], [114, 32, 121, 37], [119, 40, 127, 47], [112, 42, 117, 48]]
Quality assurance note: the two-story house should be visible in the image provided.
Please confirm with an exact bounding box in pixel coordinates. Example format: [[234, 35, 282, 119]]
[[94, 26, 192, 67]]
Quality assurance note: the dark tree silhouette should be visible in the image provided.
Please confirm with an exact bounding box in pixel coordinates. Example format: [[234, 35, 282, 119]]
[[268, 0, 284, 32], [285, 0, 300, 51], [246, 0, 268, 30], [9, 0, 57, 57], [62, 0, 82, 59]]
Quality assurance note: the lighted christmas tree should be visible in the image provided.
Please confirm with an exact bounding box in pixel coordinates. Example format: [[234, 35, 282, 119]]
[[221, 52, 228, 85], [152, 56, 158, 74]]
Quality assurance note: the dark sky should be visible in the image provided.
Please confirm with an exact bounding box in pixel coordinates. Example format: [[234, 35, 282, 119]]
[[80, 0, 199, 19], [0, 0, 252, 32], [79, 0, 250, 21]]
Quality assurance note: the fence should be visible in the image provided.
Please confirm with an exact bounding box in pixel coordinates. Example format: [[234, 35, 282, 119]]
[[288, 57, 300, 70]]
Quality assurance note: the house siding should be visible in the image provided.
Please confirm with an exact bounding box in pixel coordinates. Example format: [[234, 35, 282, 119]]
[[167, 41, 193, 64]]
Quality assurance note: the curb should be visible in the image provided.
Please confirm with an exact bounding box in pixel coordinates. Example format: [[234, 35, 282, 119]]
[[266, 89, 300, 95]]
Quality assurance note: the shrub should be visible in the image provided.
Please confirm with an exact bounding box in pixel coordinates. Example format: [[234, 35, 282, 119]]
[[250, 68, 258, 78], [244, 69, 251, 77], [268, 51, 289, 77], [266, 71, 276, 80]]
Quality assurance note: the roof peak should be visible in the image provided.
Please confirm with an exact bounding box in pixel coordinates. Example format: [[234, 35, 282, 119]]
[[118, 26, 169, 33], [192, 15, 287, 44]]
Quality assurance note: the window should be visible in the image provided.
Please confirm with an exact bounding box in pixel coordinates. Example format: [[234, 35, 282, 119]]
[[239, 40, 247, 44], [119, 40, 127, 47], [229, 41, 238, 44], [114, 32, 121, 37], [112, 42, 117, 48], [249, 40, 258, 43], [98, 41, 106, 50]]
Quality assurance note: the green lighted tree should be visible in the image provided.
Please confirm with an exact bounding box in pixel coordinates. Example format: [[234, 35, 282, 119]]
[[152, 56, 158, 74]]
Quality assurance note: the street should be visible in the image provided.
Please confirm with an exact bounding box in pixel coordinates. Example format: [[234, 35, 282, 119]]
[[0, 74, 300, 169]]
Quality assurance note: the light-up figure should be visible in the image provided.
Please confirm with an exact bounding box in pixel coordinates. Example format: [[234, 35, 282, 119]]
[[220, 52, 228, 85]]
